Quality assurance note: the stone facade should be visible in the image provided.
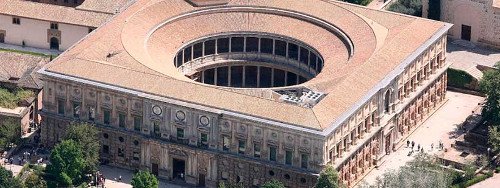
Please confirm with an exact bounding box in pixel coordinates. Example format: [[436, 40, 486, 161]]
[[39, 33, 449, 188], [423, 0, 500, 48]]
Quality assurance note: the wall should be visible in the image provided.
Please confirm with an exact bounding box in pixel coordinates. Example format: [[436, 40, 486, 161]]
[[0, 14, 90, 51]]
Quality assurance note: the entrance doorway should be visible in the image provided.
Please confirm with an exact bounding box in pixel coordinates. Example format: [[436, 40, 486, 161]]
[[151, 163, 159, 176], [385, 134, 391, 154], [0, 33, 4, 43], [50, 37, 59, 50], [172, 158, 186, 181], [198, 174, 206, 187], [461, 25, 472, 41]]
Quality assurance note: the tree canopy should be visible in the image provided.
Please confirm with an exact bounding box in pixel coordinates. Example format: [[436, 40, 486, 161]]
[[315, 166, 342, 188], [64, 123, 100, 173], [45, 140, 86, 187], [362, 153, 452, 188], [0, 118, 21, 152], [480, 63, 500, 124], [0, 166, 22, 188], [131, 170, 159, 188], [261, 179, 285, 188], [388, 0, 422, 17], [24, 173, 47, 188]]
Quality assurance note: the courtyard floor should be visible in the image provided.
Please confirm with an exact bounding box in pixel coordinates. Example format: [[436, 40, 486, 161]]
[[99, 165, 187, 188], [357, 91, 484, 186]]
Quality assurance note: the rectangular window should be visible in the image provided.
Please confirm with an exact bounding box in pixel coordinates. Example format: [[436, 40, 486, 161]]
[[133, 151, 140, 161], [57, 99, 65, 115], [154, 122, 160, 137], [176, 128, 184, 138], [103, 109, 111, 125], [274, 40, 287, 57], [204, 40, 216, 55], [254, 143, 261, 158], [88, 107, 95, 121], [12, 17, 20, 25], [193, 42, 203, 59], [200, 133, 208, 145], [183, 47, 192, 62], [72, 102, 81, 119], [260, 38, 273, 54], [299, 47, 309, 65], [230, 37, 244, 52], [301, 154, 308, 169], [222, 136, 230, 151], [245, 37, 259, 52], [288, 43, 298, 60], [102, 145, 109, 154], [133, 116, 142, 131], [118, 148, 125, 157], [238, 140, 246, 154], [217, 38, 229, 53], [50, 23, 58, 30], [118, 113, 126, 128], [285, 150, 293, 165], [269, 146, 277, 162]]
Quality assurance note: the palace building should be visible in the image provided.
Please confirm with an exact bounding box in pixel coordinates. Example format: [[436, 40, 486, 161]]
[[38, 0, 452, 187]]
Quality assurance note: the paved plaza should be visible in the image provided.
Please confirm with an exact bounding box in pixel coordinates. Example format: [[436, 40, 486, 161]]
[[447, 40, 500, 79], [99, 165, 187, 188], [358, 91, 484, 186]]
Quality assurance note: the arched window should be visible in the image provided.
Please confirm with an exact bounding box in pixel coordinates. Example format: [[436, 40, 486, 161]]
[[0, 33, 4, 43], [384, 90, 391, 113], [50, 37, 59, 50]]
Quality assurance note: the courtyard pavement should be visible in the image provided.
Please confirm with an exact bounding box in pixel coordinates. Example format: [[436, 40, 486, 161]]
[[99, 165, 187, 188], [357, 91, 484, 186], [470, 173, 500, 188], [447, 40, 500, 79]]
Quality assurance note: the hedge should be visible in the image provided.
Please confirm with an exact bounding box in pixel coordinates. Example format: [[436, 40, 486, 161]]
[[463, 173, 493, 187], [342, 0, 373, 6], [447, 68, 475, 89]]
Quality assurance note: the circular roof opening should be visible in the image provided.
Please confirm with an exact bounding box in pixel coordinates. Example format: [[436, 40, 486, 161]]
[[174, 33, 324, 88]]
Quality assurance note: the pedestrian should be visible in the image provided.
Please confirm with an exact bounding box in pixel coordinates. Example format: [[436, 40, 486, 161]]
[[407, 140, 410, 148], [411, 141, 415, 149], [431, 143, 434, 150], [421, 148, 424, 153], [118, 175, 122, 182], [417, 144, 420, 151]]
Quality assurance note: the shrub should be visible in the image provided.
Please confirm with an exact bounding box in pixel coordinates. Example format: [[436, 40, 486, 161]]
[[495, 166, 500, 173], [463, 174, 490, 187], [388, 0, 422, 17], [342, 0, 373, 6], [447, 68, 475, 89], [428, 0, 441, 20], [0, 88, 35, 109]]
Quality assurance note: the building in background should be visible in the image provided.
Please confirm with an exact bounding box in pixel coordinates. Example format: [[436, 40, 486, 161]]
[[39, 0, 451, 187], [0, 0, 132, 51], [423, 0, 500, 48], [0, 51, 50, 137]]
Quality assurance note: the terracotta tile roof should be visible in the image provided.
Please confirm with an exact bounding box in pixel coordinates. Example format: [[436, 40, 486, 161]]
[[42, 0, 450, 131], [0, 51, 50, 89], [0, 0, 130, 27]]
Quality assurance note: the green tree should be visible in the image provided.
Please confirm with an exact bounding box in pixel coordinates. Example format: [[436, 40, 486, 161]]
[[45, 140, 86, 187], [261, 179, 285, 188], [388, 0, 422, 17], [428, 0, 441, 20], [24, 173, 47, 188], [0, 166, 23, 188], [366, 153, 451, 188], [0, 118, 21, 151], [131, 170, 159, 188], [480, 63, 500, 124], [315, 166, 342, 188], [488, 126, 500, 152], [64, 123, 100, 173]]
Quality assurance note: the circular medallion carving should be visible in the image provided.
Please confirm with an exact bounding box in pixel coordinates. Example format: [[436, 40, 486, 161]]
[[104, 95, 111, 101], [287, 136, 293, 141], [239, 125, 246, 132], [59, 85, 64, 90], [133, 140, 139, 146], [119, 98, 126, 105], [223, 122, 230, 129], [199, 116, 209, 126], [175, 110, 185, 121], [73, 89, 80, 95], [255, 129, 261, 135], [152, 105, 162, 115], [89, 91, 95, 97]]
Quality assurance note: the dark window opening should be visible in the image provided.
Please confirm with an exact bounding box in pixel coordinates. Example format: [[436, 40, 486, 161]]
[[193, 42, 203, 59], [274, 40, 287, 57], [217, 38, 229, 53], [183, 47, 192, 62], [231, 37, 244, 52], [246, 37, 259, 52], [260, 38, 273, 54], [216, 67, 228, 86], [288, 43, 298, 60], [204, 40, 216, 55], [299, 47, 309, 65]]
